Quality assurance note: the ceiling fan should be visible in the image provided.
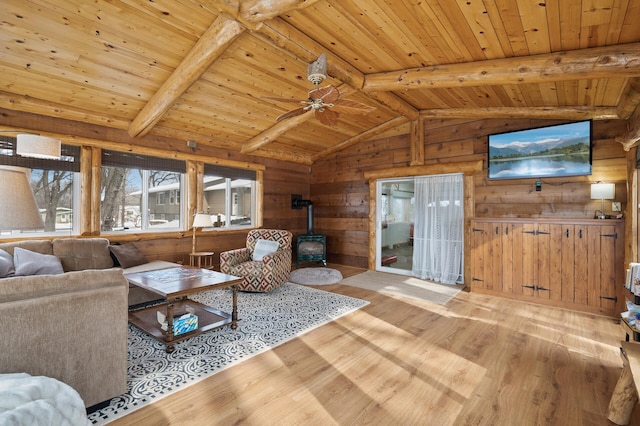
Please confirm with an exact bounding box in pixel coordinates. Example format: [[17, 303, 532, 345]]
[[265, 54, 375, 127]]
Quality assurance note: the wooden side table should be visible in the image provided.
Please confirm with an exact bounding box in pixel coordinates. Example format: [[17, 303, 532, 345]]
[[189, 252, 215, 269]]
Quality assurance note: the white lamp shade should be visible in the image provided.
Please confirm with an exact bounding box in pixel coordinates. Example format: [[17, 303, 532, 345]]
[[0, 166, 44, 231], [192, 213, 213, 228], [590, 183, 615, 200], [16, 134, 61, 159]]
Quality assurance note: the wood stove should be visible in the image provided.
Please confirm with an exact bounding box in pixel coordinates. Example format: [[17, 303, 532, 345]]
[[292, 196, 326, 267]]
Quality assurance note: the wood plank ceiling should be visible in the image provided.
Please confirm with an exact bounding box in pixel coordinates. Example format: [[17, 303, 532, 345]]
[[1, 0, 640, 164]]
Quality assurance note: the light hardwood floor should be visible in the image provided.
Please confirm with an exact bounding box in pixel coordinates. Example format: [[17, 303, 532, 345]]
[[110, 265, 637, 425]]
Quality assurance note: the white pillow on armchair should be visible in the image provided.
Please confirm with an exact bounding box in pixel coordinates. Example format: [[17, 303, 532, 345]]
[[252, 239, 280, 261]]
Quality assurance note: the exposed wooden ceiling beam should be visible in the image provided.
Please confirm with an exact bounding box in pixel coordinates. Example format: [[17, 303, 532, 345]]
[[129, 1, 323, 139], [617, 78, 640, 120], [128, 15, 245, 138], [246, 147, 314, 165], [241, 84, 355, 154], [617, 105, 640, 151], [0, 91, 131, 131], [241, 109, 314, 154], [419, 106, 620, 120], [362, 43, 640, 91], [310, 116, 408, 162]]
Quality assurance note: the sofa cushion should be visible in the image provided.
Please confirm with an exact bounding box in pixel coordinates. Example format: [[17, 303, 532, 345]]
[[13, 248, 64, 276], [109, 243, 148, 268], [0, 249, 14, 278], [0, 240, 53, 257], [252, 239, 280, 261], [52, 238, 114, 272]]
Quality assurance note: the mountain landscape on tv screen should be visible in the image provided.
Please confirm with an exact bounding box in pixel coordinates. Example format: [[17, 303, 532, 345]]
[[489, 136, 589, 159]]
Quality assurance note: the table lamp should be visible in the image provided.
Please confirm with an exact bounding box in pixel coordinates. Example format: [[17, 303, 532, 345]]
[[591, 182, 615, 219], [0, 166, 45, 231], [191, 213, 213, 253]]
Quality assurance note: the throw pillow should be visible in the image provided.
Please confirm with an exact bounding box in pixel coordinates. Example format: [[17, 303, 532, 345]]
[[109, 243, 148, 268], [252, 239, 280, 261], [13, 247, 64, 276], [0, 249, 14, 278]]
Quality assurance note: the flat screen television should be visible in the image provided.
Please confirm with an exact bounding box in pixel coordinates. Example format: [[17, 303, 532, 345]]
[[487, 120, 592, 180]]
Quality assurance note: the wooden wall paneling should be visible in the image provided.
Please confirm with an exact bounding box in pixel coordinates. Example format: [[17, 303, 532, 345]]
[[627, 148, 637, 266], [367, 179, 376, 270], [574, 225, 589, 306]]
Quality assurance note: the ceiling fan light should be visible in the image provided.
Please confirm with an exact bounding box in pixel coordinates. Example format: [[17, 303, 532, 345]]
[[307, 53, 327, 85]]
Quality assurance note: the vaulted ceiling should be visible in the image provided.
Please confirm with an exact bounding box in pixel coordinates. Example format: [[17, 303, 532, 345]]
[[1, 0, 640, 164]]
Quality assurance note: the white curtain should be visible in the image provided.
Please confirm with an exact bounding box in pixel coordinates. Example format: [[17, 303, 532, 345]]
[[412, 173, 464, 284]]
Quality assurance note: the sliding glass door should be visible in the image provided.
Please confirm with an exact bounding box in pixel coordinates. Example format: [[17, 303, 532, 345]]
[[377, 178, 415, 275], [376, 174, 464, 284]]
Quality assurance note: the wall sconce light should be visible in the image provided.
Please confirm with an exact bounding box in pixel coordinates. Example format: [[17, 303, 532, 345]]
[[590, 182, 615, 219], [191, 213, 213, 254], [0, 166, 44, 231]]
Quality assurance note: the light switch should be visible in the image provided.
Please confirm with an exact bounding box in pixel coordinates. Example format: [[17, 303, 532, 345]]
[[612, 202, 621, 212]]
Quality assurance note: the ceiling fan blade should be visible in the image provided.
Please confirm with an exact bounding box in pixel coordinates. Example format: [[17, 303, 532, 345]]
[[276, 107, 308, 122], [315, 108, 339, 126], [263, 96, 307, 104], [309, 85, 340, 103], [331, 99, 377, 115]]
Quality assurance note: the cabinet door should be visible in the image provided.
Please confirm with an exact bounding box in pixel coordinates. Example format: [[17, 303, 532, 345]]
[[470, 221, 490, 291], [559, 224, 575, 304], [501, 222, 514, 294], [520, 222, 538, 297], [535, 223, 551, 300], [594, 224, 619, 311], [574, 225, 589, 306], [470, 221, 508, 293]]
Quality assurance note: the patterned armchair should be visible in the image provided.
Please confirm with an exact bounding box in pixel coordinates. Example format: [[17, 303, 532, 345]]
[[220, 229, 293, 292]]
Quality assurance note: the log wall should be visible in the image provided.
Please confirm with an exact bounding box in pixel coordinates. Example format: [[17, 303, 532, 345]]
[[311, 118, 630, 268]]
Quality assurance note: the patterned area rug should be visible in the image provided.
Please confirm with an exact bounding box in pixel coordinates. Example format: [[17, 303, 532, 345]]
[[289, 267, 343, 285], [88, 283, 368, 425]]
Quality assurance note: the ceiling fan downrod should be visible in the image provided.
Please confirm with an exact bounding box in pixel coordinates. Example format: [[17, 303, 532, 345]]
[[307, 53, 327, 85]]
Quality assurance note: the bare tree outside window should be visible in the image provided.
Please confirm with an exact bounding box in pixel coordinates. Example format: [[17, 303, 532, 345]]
[[31, 169, 74, 232]]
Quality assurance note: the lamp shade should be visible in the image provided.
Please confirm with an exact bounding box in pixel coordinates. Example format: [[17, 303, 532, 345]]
[[16, 134, 61, 159], [192, 213, 213, 228], [590, 183, 615, 200], [0, 166, 44, 231]]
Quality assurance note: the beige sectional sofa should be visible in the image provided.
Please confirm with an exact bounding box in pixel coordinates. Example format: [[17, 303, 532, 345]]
[[0, 237, 178, 408]]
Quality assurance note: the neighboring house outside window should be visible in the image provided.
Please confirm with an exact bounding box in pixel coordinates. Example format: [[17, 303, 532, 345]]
[[0, 137, 80, 236], [202, 164, 256, 229], [100, 150, 185, 232]]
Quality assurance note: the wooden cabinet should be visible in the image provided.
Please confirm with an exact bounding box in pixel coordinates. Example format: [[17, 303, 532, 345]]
[[470, 218, 624, 317]]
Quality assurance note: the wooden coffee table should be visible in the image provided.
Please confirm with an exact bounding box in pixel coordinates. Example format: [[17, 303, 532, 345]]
[[125, 266, 242, 353]]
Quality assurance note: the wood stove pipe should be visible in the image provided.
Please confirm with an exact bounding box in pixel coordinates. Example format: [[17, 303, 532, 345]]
[[292, 196, 313, 234]]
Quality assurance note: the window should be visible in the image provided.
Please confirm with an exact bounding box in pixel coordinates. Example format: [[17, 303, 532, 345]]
[[0, 137, 80, 236], [202, 164, 256, 228], [101, 150, 185, 232]]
